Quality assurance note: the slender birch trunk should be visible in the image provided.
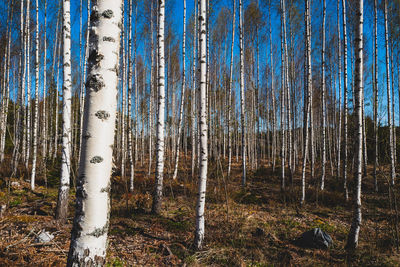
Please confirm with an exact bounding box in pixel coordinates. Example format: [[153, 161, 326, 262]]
[[373, 0, 378, 191], [42, 0, 47, 159], [152, 0, 166, 215], [301, 0, 312, 205], [337, 0, 342, 182], [239, 0, 246, 186], [172, 0, 186, 180], [342, 0, 349, 200], [148, 0, 154, 177], [320, 0, 326, 190], [56, 0, 72, 223], [67, 0, 122, 264], [194, 0, 208, 250], [384, 0, 396, 186], [25, 0, 31, 168], [12, 0, 25, 175], [227, 0, 235, 178], [346, 0, 363, 250], [78, 0, 91, 164], [269, 2, 276, 172], [30, 0, 40, 190], [128, 0, 134, 191]]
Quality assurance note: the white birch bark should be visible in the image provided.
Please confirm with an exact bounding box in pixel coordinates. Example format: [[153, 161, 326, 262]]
[[148, 0, 154, 177], [42, 0, 47, 159], [191, 0, 197, 179], [373, 0, 378, 191], [128, 0, 134, 191], [30, 0, 40, 190], [25, 0, 31, 168], [227, 0, 235, 178], [78, 0, 91, 164], [384, 0, 396, 185], [320, 0, 326, 190], [172, 0, 186, 180], [194, 0, 208, 250], [239, 0, 246, 186], [336, 0, 342, 182], [346, 0, 363, 250], [67, 0, 122, 264], [301, 0, 312, 205], [342, 0, 349, 200], [56, 0, 72, 223], [152, 0, 166, 215]]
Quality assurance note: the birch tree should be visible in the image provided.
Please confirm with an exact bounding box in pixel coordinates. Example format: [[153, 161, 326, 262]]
[[346, 0, 363, 250], [30, 0, 40, 190], [56, 0, 72, 223], [239, 0, 246, 186], [373, 0, 378, 191], [342, 0, 349, 200], [301, 0, 312, 205], [227, 0, 235, 178], [384, 0, 396, 186], [172, 0, 186, 180], [67, 0, 122, 264], [194, 0, 208, 250], [152, 0, 166, 215], [320, 0, 326, 190]]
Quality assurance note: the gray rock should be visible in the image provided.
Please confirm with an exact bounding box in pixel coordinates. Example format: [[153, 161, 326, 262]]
[[295, 228, 333, 249]]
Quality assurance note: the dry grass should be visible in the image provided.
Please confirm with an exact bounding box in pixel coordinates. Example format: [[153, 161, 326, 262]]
[[0, 158, 399, 266]]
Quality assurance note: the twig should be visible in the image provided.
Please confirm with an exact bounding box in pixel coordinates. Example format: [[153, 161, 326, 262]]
[[5, 228, 36, 251]]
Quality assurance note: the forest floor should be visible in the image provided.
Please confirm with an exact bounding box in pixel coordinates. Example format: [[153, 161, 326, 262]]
[[0, 158, 400, 266]]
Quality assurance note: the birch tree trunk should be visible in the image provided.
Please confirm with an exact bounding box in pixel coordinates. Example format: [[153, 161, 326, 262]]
[[152, 0, 166, 215], [384, 0, 396, 186], [346, 0, 363, 250], [194, 0, 208, 250], [128, 0, 134, 191], [67, 0, 122, 264], [56, 0, 72, 223], [191, 0, 197, 179], [301, 0, 312, 205], [42, 0, 47, 160], [172, 0, 186, 180], [148, 0, 154, 177], [336, 0, 342, 182], [78, 0, 91, 164], [25, 0, 31, 168], [320, 0, 326, 190], [373, 0, 378, 191], [269, 1, 276, 172], [30, 0, 40, 190], [239, 0, 246, 186], [227, 0, 235, 178], [342, 0, 349, 200]]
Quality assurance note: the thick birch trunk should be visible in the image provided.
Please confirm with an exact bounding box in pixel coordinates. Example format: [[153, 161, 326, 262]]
[[194, 0, 208, 250], [67, 0, 122, 264], [152, 0, 166, 215]]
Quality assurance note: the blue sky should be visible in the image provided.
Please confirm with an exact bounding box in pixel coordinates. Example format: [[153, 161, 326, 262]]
[[0, 0, 398, 126]]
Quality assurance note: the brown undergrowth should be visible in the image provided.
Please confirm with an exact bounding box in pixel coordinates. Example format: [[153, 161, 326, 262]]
[[0, 158, 399, 266]]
